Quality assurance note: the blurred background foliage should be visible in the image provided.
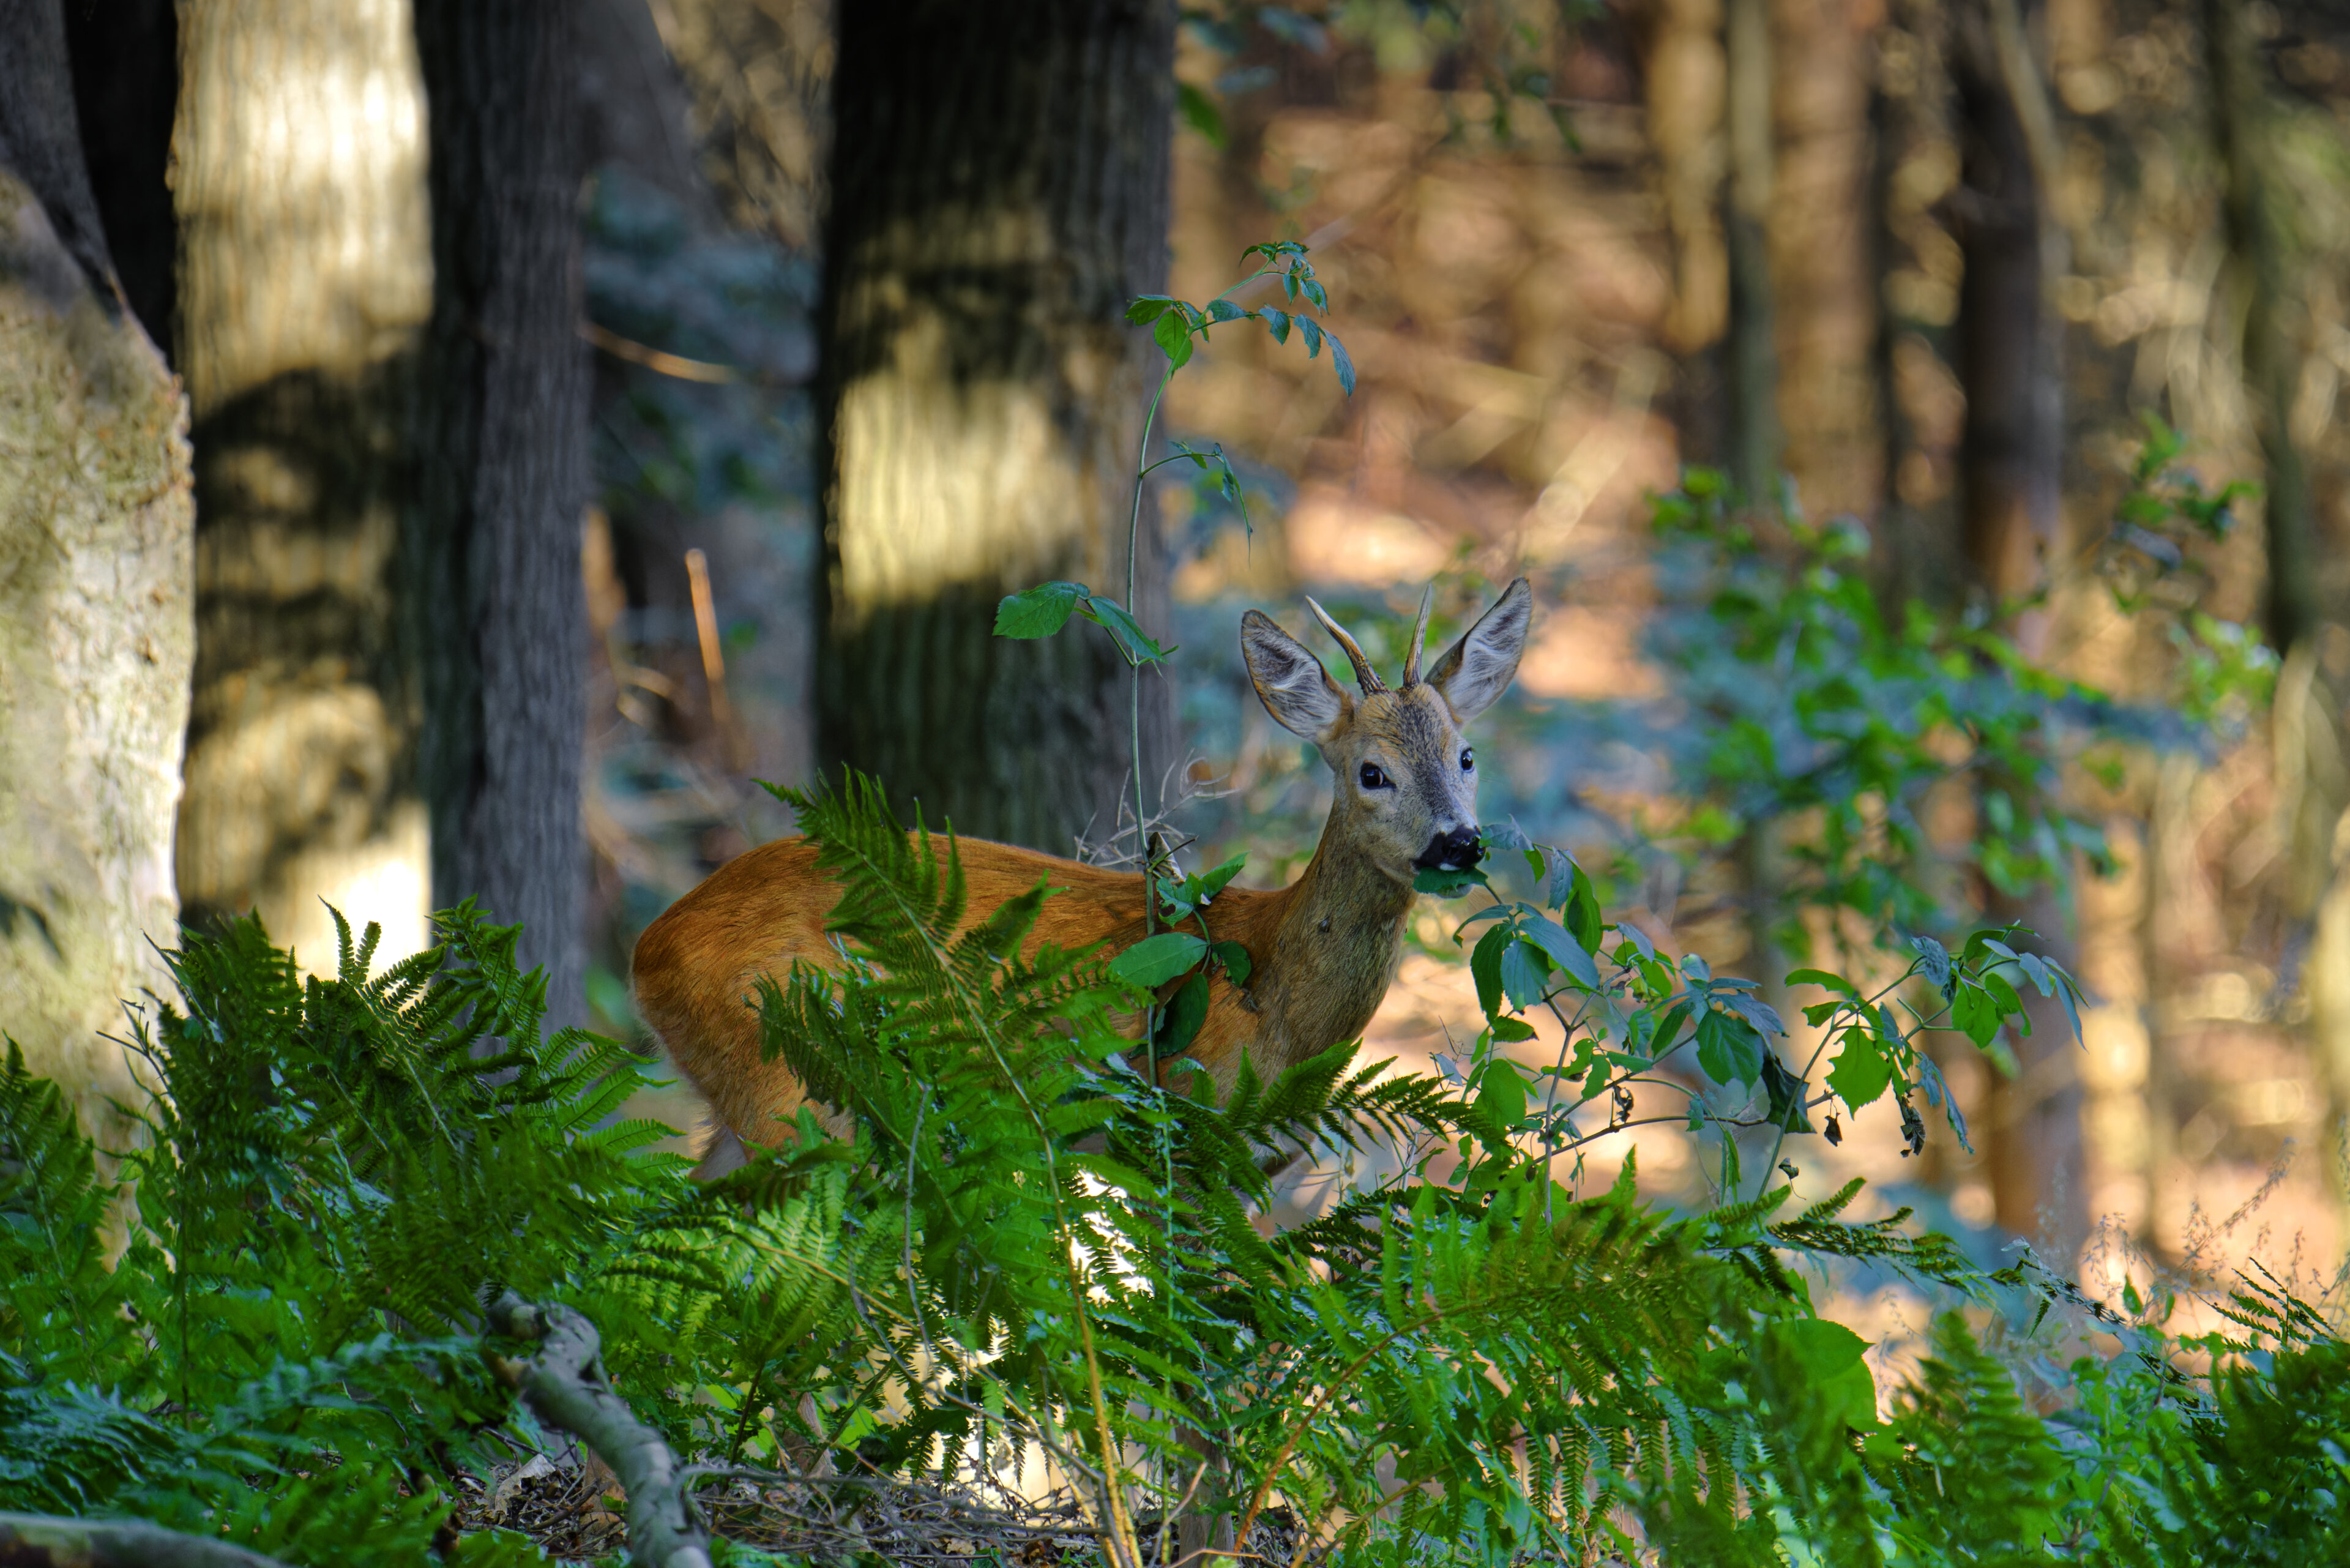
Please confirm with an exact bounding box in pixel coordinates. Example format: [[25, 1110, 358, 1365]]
[[561, 0, 2350, 1323], [51, 0, 2350, 1340]]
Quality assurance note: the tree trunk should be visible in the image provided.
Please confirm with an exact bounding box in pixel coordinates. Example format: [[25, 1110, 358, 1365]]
[[2205, 0, 2316, 657], [169, 0, 436, 976], [410, 0, 591, 1014], [0, 0, 195, 1141], [816, 0, 1177, 854], [62, 0, 178, 360], [1723, 0, 1779, 501], [1950, 0, 2085, 1262]]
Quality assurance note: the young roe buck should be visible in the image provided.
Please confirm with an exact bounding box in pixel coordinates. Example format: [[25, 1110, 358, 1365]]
[[631, 578, 1533, 1170]]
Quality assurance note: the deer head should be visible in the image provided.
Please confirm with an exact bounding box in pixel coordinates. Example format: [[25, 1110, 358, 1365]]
[[1239, 578, 1534, 887]]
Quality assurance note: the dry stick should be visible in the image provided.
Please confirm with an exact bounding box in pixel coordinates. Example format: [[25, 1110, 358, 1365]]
[[486, 1293, 713, 1568], [0, 1514, 293, 1568]]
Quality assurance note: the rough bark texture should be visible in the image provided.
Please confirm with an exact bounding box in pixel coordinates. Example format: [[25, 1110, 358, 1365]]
[[816, 0, 1178, 854], [1950, 0, 2084, 1260], [170, 0, 436, 974], [0, 0, 195, 1141], [411, 0, 591, 1014]]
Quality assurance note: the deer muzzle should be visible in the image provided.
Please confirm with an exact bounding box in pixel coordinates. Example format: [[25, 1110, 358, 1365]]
[[1416, 827, 1483, 871]]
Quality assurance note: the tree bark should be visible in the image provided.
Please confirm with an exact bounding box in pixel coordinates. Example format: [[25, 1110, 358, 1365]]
[[1723, 0, 1780, 501], [2205, 0, 2317, 657], [169, 0, 436, 975], [816, 0, 1177, 854], [0, 0, 195, 1141], [62, 0, 178, 360], [409, 0, 591, 1014], [1950, 0, 2084, 1262]]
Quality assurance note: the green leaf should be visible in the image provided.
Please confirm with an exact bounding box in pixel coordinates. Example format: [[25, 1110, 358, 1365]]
[[1695, 1008, 1764, 1088], [1521, 915, 1599, 990], [1470, 924, 1511, 1018], [1326, 330, 1357, 396], [1207, 940, 1252, 985], [1785, 967, 1861, 999], [1953, 982, 2002, 1050], [1761, 1051, 1813, 1132], [1176, 81, 1226, 147], [1297, 316, 1324, 358], [1152, 974, 1210, 1059], [1764, 1320, 1878, 1432], [1152, 308, 1195, 367], [1078, 595, 1174, 665], [1192, 853, 1247, 902], [1911, 934, 1955, 998], [1108, 931, 1208, 988], [1204, 297, 1248, 323], [1257, 306, 1291, 344], [1124, 295, 1174, 325], [1826, 1026, 1893, 1111], [1414, 865, 1488, 897], [1499, 938, 1550, 1009], [1490, 1016, 1537, 1042], [993, 580, 1086, 638], [1477, 1061, 1528, 1129]]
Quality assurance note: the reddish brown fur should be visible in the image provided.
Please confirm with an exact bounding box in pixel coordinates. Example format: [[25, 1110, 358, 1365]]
[[630, 808, 1415, 1152]]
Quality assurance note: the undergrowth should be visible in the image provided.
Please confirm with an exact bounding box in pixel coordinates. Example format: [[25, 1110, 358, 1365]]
[[1, 782, 2343, 1565]]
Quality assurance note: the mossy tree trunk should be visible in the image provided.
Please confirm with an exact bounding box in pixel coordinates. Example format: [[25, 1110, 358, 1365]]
[[409, 0, 591, 1015], [169, 0, 437, 973], [816, 0, 1177, 854], [0, 0, 195, 1141]]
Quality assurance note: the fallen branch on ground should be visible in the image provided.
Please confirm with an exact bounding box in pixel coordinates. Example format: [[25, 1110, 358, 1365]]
[[0, 1514, 292, 1568], [485, 1293, 712, 1568]]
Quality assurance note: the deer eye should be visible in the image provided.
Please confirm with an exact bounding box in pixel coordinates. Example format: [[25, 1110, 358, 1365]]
[[1359, 763, 1392, 791], [1460, 749, 1475, 771]]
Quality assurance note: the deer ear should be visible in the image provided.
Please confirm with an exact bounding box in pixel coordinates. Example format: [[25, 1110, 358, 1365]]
[[1426, 577, 1532, 723], [1241, 610, 1349, 741]]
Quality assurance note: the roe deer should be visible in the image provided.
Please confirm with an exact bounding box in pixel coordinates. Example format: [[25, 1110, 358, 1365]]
[[631, 578, 1534, 1171]]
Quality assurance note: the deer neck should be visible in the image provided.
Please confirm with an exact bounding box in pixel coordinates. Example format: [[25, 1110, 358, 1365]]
[[1250, 803, 1417, 1052]]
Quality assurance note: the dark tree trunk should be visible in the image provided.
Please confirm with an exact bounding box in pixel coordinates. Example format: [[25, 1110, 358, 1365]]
[[816, 0, 1177, 854], [2206, 0, 2317, 656], [1950, 0, 2061, 614], [0, 0, 195, 1141], [410, 0, 591, 1011], [1950, 0, 2084, 1259]]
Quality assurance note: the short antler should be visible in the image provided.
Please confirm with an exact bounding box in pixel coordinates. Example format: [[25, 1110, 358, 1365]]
[[1304, 596, 1386, 694], [1401, 584, 1434, 687]]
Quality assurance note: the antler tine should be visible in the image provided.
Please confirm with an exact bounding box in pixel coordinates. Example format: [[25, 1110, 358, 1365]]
[[1304, 596, 1386, 695], [1401, 583, 1434, 686]]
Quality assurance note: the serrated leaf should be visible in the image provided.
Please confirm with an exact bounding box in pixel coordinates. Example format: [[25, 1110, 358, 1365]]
[[1078, 595, 1174, 666], [1152, 308, 1195, 367], [1477, 1061, 1527, 1129], [1521, 915, 1598, 990], [1499, 938, 1550, 1009], [1786, 967, 1861, 999], [994, 580, 1086, 638], [1297, 316, 1324, 357], [1208, 939, 1251, 985], [1327, 330, 1356, 395], [1108, 932, 1208, 988], [1826, 1026, 1893, 1111], [1911, 935, 1955, 998], [1258, 305, 1291, 344], [1125, 295, 1175, 325], [1695, 1008, 1763, 1088]]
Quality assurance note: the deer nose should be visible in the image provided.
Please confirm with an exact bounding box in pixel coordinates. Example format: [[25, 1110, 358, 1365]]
[[1416, 827, 1483, 871]]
